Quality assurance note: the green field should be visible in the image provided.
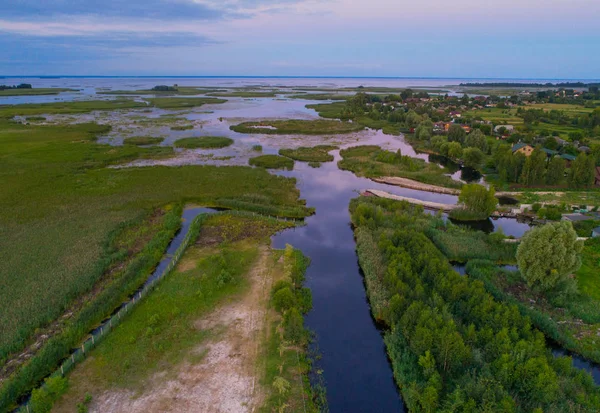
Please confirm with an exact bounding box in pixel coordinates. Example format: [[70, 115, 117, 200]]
[[173, 136, 234, 149], [231, 119, 364, 135], [576, 237, 600, 301]]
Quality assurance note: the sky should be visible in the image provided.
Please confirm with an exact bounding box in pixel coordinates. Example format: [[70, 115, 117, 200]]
[[1, 0, 599, 78]]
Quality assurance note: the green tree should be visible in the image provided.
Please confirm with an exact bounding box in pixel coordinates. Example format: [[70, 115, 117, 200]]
[[448, 124, 466, 144], [568, 153, 595, 188], [447, 142, 463, 160], [406, 110, 423, 129], [283, 307, 304, 343], [272, 287, 296, 313], [464, 129, 489, 153], [458, 184, 497, 216], [519, 148, 546, 186], [415, 120, 433, 141], [545, 156, 565, 185], [516, 221, 583, 291], [462, 147, 484, 170]]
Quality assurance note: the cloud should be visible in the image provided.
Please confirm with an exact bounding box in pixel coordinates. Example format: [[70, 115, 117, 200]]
[[1, 0, 223, 20]]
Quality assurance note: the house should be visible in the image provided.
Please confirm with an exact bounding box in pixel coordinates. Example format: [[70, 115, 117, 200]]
[[449, 111, 462, 118], [579, 146, 591, 153], [461, 125, 471, 134], [562, 213, 594, 222], [592, 227, 600, 238], [541, 148, 559, 158], [512, 143, 534, 157], [560, 153, 577, 167], [494, 125, 515, 134], [554, 137, 569, 147]]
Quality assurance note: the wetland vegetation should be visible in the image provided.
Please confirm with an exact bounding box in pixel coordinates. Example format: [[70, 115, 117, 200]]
[[230, 119, 364, 135], [249, 155, 295, 170], [0, 116, 311, 411], [279, 145, 338, 163], [123, 136, 165, 146], [173, 136, 234, 149]]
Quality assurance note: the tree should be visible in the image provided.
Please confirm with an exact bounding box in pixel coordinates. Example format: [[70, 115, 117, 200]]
[[415, 120, 433, 141], [519, 148, 546, 186], [448, 124, 467, 144], [545, 157, 565, 185], [517, 221, 583, 291], [464, 129, 488, 153], [458, 184, 497, 216], [568, 153, 595, 188], [406, 110, 422, 129], [447, 142, 463, 160], [462, 147, 484, 169]]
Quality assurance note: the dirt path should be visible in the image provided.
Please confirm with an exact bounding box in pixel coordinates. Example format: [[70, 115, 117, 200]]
[[372, 176, 461, 195], [364, 189, 458, 211], [84, 246, 274, 413]]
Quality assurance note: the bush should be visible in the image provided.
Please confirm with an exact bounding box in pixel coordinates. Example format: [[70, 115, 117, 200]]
[[283, 308, 304, 343], [272, 287, 296, 313]]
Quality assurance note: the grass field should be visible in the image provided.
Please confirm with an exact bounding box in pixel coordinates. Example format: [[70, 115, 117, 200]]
[[249, 155, 294, 170], [576, 237, 600, 301], [173, 136, 234, 149], [0, 118, 310, 403], [123, 136, 165, 146], [231, 119, 363, 135], [279, 145, 337, 162], [0, 88, 77, 96], [339, 145, 462, 188]]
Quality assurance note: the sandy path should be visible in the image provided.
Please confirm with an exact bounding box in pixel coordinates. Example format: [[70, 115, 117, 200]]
[[372, 176, 461, 195], [85, 247, 273, 413]]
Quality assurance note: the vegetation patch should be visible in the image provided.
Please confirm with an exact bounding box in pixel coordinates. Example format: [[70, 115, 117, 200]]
[[279, 145, 337, 162], [339, 145, 462, 188], [350, 196, 600, 412], [123, 136, 165, 146], [249, 155, 294, 170], [0, 88, 76, 96], [0, 119, 310, 411], [206, 91, 278, 98], [173, 136, 234, 149], [170, 124, 194, 131], [230, 119, 363, 135], [144, 97, 227, 109]]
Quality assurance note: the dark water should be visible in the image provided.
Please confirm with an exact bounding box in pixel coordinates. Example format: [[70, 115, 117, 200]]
[[272, 159, 406, 413], [552, 346, 600, 384]]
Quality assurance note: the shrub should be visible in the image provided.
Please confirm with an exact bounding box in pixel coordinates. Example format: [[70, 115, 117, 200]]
[[173, 136, 233, 149], [273, 287, 296, 313], [249, 155, 294, 170], [283, 308, 304, 343]]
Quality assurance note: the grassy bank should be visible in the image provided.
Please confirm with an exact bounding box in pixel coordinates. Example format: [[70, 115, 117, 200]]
[[173, 136, 234, 149], [279, 145, 337, 162], [350, 196, 600, 412], [250, 155, 294, 170], [339, 145, 462, 189], [577, 237, 600, 301], [230, 119, 363, 135]]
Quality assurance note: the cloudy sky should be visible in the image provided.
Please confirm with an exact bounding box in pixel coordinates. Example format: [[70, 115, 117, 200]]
[[1, 0, 599, 78]]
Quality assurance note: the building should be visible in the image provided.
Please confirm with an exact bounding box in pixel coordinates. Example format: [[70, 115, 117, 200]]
[[595, 166, 600, 186], [560, 153, 577, 168], [562, 213, 594, 222], [512, 143, 534, 157], [592, 227, 600, 238]]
